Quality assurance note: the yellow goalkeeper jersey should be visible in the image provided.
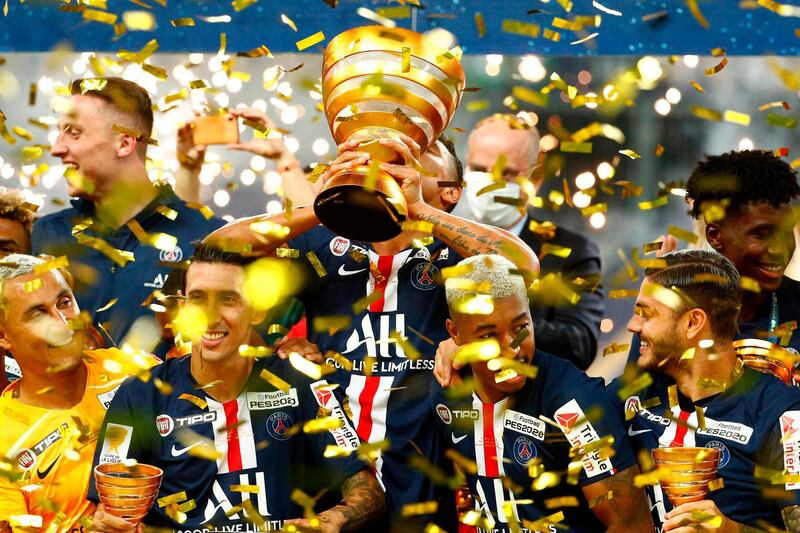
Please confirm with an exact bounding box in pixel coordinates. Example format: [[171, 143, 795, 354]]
[[0, 349, 158, 532]]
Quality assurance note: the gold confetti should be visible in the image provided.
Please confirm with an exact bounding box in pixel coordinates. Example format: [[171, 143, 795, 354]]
[[171, 18, 195, 26], [474, 12, 487, 37], [401, 46, 411, 72], [232, 0, 257, 12], [303, 416, 343, 433], [312, 315, 351, 334], [696, 405, 707, 429], [83, 8, 117, 24], [643, 241, 664, 253], [570, 32, 600, 45], [766, 113, 798, 128], [296, 31, 326, 51], [512, 86, 549, 107], [466, 100, 490, 112], [275, 247, 300, 258], [686, 0, 710, 28], [723, 110, 751, 125], [356, 7, 397, 27], [758, 100, 791, 111], [123, 11, 155, 30], [588, 490, 614, 507], [667, 224, 699, 244], [655, 144, 665, 156], [619, 149, 641, 159], [543, 28, 561, 42], [501, 19, 541, 37], [158, 491, 188, 507], [454, 339, 500, 366], [189, 80, 209, 90], [691, 105, 722, 121], [352, 291, 383, 313], [560, 141, 593, 153], [289, 352, 330, 380], [617, 372, 653, 400], [179, 393, 207, 410], [280, 13, 298, 31], [638, 196, 669, 210], [96, 298, 118, 313], [306, 251, 327, 278], [375, 6, 412, 18], [540, 243, 572, 258], [544, 496, 580, 509], [451, 294, 494, 315], [708, 477, 725, 491], [402, 501, 439, 517], [603, 343, 629, 357], [705, 56, 728, 76], [239, 345, 274, 358], [741, 276, 762, 293]]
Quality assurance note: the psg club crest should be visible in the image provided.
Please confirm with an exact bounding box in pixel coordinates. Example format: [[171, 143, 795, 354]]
[[705, 440, 730, 469], [267, 412, 294, 441], [159, 246, 183, 263], [411, 263, 439, 291], [513, 436, 537, 465]]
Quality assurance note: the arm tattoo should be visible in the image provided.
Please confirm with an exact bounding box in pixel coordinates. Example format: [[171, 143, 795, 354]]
[[597, 467, 653, 530], [783, 505, 800, 533], [333, 470, 385, 531]]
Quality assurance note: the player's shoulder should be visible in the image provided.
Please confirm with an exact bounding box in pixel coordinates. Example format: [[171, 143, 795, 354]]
[[535, 350, 613, 408], [33, 205, 81, 238], [740, 366, 800, 411], [162, 195, 225, 234], [779, 276, 800, 303]]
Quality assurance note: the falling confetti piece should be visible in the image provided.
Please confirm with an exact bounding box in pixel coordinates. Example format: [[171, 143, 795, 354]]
[[466, 100, 490, 112], [723, 110, 751, 125], [603, 343, 630, 357], [691, 105, 722, 121], [543, 28, 562, 41], [356, 7, 397, 27], [638, 196, 669, 210], [232, 0, 257, 12], [619, 149, 640, 159], [502, 19, 541, 37], [689, 80, 706, 93], [592, 1, 621, 15], [667, 225, 699, 243], [766, 113, 798, 128], [474, 12, 487, 37], [560, 141, 593, 153], [171, 18, 195, 26], [570, 32, 600, 45], [686, 0, 710, 28], [704, 56, 728, 76], [83, 8, 117, 24], [280, 13, 298, 31], [296, 31, 326, 51]]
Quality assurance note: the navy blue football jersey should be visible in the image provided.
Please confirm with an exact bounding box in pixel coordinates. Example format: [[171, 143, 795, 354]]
[[612, 366, 800, 530], [88, 356, 365, 531], [289, 225, 461, 518], [429, 350, 637, 533]]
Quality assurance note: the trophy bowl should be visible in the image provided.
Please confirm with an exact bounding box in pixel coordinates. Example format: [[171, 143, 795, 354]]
[[652, 447, 720, 506], [95, 462, 163, 524], [316, 25, 465, 242], [734, 338, 797, 385]]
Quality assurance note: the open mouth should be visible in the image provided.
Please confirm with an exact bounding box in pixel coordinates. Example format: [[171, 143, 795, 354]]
[[488, 353, 531, 384], [640, 340, 650, 352], [757, 263, 784, 278], [47, 334, 75, 348], [201, 331, 227, 347]]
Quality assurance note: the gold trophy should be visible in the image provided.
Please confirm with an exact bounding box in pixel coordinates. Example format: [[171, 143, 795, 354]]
[[94, 462, 163, 524], [315, 25, 465, 241], [734, 338, 798, 385], [652, 447, 720, 506]]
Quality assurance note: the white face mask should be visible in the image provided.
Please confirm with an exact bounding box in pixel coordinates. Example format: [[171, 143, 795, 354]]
[[462, 171, 525, 228]]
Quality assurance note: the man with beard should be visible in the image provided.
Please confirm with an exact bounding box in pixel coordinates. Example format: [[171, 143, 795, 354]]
[[430, 254, 652, 532], [628, 150, 800, 368], [616, 249, 800, 531]]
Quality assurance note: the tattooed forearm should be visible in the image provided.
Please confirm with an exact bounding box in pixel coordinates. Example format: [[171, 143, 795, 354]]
[[783, 505, 800, 533], [326, 469, 385, 531]]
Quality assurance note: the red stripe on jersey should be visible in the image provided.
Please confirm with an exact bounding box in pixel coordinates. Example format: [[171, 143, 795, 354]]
[[369, 255, 394, 312], [669, 410, 692, 447], [482, 403, 500, 478], [223, 399, 242, 472], [356, 376, 381, 441]]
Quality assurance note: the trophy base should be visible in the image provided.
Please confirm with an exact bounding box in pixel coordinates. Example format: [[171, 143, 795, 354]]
[[314, 166, 407, 242]]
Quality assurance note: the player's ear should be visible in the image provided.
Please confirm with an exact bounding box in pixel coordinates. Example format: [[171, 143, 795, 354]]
[[705, 223, 724, 253], [446, 318, 462, 345], [0, 323, 11, 353], [684, 307, 707, 341]]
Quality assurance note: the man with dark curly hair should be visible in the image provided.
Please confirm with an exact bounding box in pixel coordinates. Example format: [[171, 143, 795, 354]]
[[0, 187, 37, 388], [685, 150, 800, 350]]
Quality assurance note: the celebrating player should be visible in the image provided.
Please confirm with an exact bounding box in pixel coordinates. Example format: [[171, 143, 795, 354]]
[[429, 254, 652, 532], [89, 244, 384, 532], [206, 134, 539, 527], [617, 249, 800, 530], [0, 254, 156, 532]]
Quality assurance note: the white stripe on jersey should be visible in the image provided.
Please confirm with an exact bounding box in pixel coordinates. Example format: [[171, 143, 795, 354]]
[[208, 398, 230, 474], [472, 395, 507, 478], [236, 394, 257, 470], [366, 250, 413, 313]]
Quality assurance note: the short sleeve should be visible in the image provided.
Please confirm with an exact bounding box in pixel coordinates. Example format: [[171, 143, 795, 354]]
[[758, 409, 800, 507], [552, 380, 637, 486], [87, 378, 155, 502]]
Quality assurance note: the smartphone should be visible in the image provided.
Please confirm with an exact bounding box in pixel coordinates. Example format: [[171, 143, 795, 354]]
[[191, 114, 239, 145]]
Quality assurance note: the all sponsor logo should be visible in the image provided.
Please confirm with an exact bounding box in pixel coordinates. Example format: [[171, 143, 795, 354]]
[[15, 448, 35, 470], [410, 263, 438, 291], [98, 423, 133, 465], [504, 409, 546, 441], [266, 412, 294, 441], [144, 273, 168, 289], [705, 440, 730, 469], [32, 423, 69, 455], [247, 389, 298, 410], [160, 246, 184, 263], [436, 403, 452, 424], [312, 384, 334, 409], [330, 237, 350, 257], [453, 409, 479, 420], [780, 410, 800, 490], [624, 396, 641, 415], [96, 384, 121, 410], [554, 399, 615, 479], [512, 436, 537, 465], [156, 414, 174, 437], [310, 380, 360, 451]]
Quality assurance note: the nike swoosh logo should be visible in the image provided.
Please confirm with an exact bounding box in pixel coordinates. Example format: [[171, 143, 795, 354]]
[[338, 265, 367, 276], [36, 454, 61, 479], [451, 433, 468, 444], [171, 442, 202, 457], [628, 427, 652, 436]]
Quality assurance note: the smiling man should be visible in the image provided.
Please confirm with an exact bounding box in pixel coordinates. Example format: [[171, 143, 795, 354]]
[[35, 77, 223, 351], [429, 254, 652, 532], [616, 249, 800, 531], [89, 244, 384, 532], [0, 255, 154, 532]]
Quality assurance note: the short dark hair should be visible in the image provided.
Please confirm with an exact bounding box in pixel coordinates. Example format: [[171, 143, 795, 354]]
[[182, 243, 254, 291], [437, 135, 464, 185], [644, 249, 741, 341], [70, 77, 154, 141], [686, 150, 800, 220]]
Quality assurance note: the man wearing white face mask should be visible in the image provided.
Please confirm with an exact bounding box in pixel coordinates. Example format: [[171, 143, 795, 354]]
[[458, 113, 604, 370]]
